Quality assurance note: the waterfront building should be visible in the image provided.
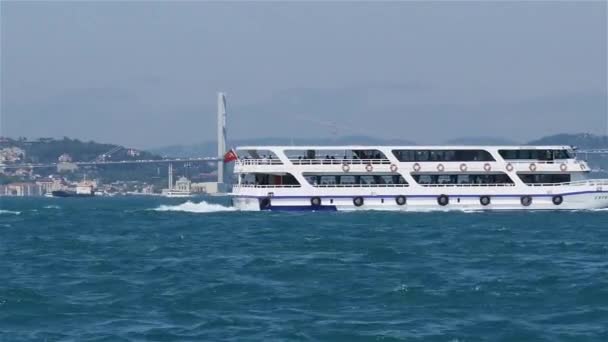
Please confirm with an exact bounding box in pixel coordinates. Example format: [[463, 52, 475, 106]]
[[5, 183, 41, 196], [191, 182, 219, 194], [58, 153, 73, 162], [141, 185, 155, 194], [57, 162, 78, 173], [126, 149, 141, 157], [35, 178, 55, 194], [174, 176, 192, 193], [0, 147, 25, 163]]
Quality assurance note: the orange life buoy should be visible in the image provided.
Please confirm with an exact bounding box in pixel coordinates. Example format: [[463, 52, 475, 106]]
[[484, 163, 492, 172], [342, 163, 350, 172], [459, 163, 467, 172], [506, 163, 514, 172], [413, 163, 421, 172], [529, 163, 537, 172], [560, 163, 567, 171], [389, 164, 398, 172], [437, 164, 445, 172], [365, 164, 373, 172]]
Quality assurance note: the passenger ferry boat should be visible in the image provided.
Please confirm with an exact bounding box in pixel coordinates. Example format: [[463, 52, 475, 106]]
[[230, 146, 608, 211]]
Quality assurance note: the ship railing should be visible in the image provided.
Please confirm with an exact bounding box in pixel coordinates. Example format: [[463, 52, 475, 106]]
[[312, 183, 409, 188], [233, 184, 301, 188], [419, 183, 516, 187], [289, 158, 391, 165], [506, 159, 578, 165], [236, 159, 284, 166], [526, 179, 608, 187]]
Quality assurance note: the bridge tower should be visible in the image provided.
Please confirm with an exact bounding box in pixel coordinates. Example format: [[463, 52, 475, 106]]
[[168, 163, 173, 190], [217, 92, 227, 186]]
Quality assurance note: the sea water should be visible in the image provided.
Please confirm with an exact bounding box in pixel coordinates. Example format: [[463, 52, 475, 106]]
[[1, 196, 607, 341]]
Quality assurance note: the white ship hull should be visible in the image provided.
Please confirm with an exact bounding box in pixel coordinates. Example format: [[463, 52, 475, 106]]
[[230, 144, 608, 212], [232, 188, 608, 211]]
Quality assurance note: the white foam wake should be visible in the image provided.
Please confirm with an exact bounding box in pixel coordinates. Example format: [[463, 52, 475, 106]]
[[565, 207, 608, 212], [153, 201, 236, 213], [0, 209, 21, 215], [586, 207, 608, 212]]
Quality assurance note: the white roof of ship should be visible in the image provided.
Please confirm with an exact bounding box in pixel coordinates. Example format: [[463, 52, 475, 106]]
[[236, 145, 574, 150]]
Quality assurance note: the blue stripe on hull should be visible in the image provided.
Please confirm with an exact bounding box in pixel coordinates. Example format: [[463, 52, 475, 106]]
[[237, 190, 608, 200], [268, 205, 338, 212]]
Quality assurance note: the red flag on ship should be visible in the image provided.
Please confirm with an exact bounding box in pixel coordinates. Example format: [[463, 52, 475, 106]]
[[223, 149, 238, 162]]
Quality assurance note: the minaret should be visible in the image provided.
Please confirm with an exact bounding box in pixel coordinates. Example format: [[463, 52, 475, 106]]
[[217, 92, 227, 185]]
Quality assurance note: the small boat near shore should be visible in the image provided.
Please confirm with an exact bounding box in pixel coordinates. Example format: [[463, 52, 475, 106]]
[[161, 189, 193, 198], [51, 182, 95, 198], [51, 189, 94, 198]]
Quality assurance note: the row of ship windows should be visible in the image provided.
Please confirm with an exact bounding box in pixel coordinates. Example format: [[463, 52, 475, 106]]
[[239, 149, 574, 163], [596, 196, 608, 200], [306, 174, 407, 186], [395, 149, 572, 162], [239, 174, 407, 186], [238, 173, 572, 187], [393, 150, 494, 162], [414, 174, 513, 185]]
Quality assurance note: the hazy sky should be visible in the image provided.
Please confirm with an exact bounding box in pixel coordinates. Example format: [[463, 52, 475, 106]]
[[1, 1, 606, 148]]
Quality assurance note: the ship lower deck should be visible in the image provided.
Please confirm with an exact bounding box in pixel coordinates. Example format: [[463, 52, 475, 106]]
[[231, 188, 608, 211]]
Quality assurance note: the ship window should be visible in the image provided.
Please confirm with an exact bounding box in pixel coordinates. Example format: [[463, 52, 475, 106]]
[[499, 149, 573, 160], [236, 149, 280, 159], [240, 173, 300, 187], [553, 150, 572, 159], [417, 150, 430, 161], [518, 173, 570, 184], [392, 150, 494, 162], [412, 173, 514, 185], [303, 173, 407, 186], [285, 149, 388, 161]]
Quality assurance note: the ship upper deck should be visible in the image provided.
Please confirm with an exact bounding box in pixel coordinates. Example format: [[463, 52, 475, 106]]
[[233, 145, 588, 176]]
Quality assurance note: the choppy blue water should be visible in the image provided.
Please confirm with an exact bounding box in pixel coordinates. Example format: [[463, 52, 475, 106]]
[[1, 197, 607, 341]]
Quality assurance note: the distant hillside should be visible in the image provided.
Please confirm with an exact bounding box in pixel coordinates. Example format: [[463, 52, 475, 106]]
[[151, 133, 608, 157], [527, 133, 608, 149], [443, 137, 519, 146], [150, 135, 417, 158], [0, 137, 160, 163]]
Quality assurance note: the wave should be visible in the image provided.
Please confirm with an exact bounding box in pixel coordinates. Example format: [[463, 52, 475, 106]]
[[43, 205, 61, 209], [565, 208, 608, 213], [460, 209, 484, 214], [153, 201, 236, 213], [0, 209, 21, 215]]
